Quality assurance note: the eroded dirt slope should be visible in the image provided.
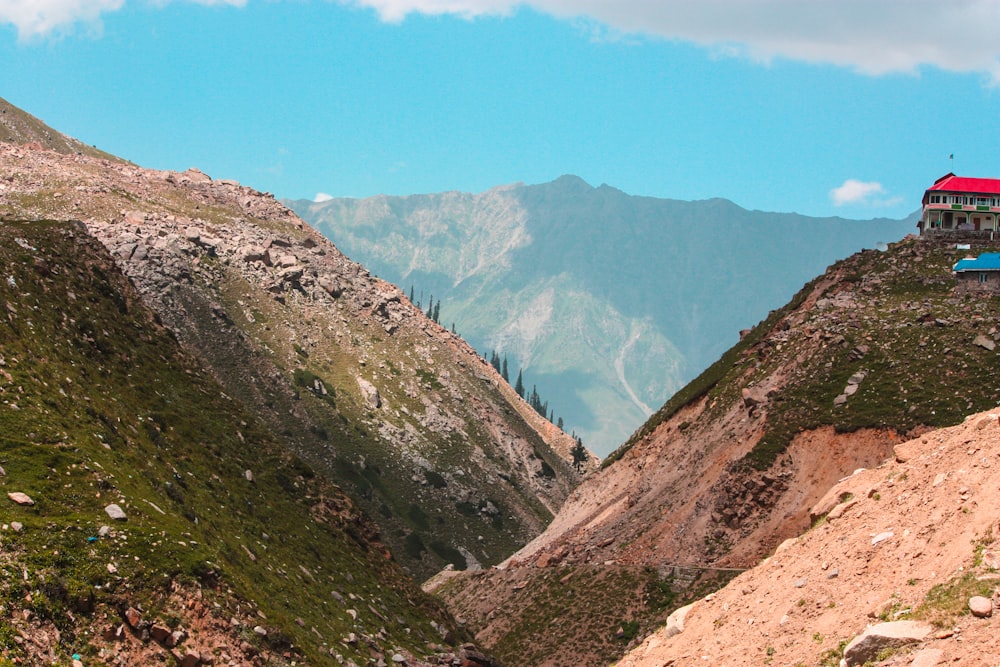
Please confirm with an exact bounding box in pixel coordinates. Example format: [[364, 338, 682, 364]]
[[619, 410, 1000, 666]]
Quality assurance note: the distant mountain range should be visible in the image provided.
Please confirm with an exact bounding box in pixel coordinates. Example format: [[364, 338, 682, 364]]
[[288, 177, 917, 454]]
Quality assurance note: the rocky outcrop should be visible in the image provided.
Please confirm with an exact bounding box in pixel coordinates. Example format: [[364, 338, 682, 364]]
[[0, 138, 582, 581]]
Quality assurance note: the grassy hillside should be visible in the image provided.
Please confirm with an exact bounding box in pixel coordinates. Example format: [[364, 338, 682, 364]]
[[0, 220, 458, 664], [0, 135, 581, 583]]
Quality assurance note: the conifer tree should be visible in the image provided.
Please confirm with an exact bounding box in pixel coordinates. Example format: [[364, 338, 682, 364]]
[[514, 369, 524, 398], [501, 356, 509, 383], [571, 436, 588, 471], [432, 301, 440, 323]]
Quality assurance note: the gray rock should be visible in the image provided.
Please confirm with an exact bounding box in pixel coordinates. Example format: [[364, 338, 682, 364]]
[[357, 378, 381, 409], [104, 503, 127, 521], [843, 620, 932, 666], [974, 333, 996, 351]]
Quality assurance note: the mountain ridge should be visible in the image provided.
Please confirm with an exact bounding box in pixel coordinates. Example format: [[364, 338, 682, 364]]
[[288, 178, 916, 454]]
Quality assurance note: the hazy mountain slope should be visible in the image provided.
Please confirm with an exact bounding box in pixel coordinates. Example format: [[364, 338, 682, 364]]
[[288, 176, 915, 453], [0, 219, 461, 666], [431, 234, 1000, 666], [0, 131, 582, 583]]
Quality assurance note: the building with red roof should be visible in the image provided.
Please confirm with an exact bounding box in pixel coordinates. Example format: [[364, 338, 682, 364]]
[[920, 173, 1000, 234]]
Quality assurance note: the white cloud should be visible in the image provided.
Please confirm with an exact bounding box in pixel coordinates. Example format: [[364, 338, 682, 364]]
[[8, 0, 1000, 81], [345, 0, 1000, 81], [0, 0, 244, 39], [0, 0, 124, 37], [314, 192, 334, 202], [830, 179, 889, 207]]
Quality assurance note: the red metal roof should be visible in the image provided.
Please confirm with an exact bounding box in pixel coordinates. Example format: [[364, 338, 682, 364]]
[[927, 173, 1000, 195]]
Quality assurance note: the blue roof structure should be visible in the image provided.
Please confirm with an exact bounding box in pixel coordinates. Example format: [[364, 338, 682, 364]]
[[954, 252, 1000, 272]]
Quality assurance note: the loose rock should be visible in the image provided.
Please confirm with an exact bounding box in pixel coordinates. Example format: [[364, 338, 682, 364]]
[[969, 595, 993, 618], [7, 492, 34, 506]]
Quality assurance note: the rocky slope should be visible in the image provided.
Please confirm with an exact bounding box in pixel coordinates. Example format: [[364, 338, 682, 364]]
[[0, 96, 116, 161], [0, 105, 585, 585], [0, 219, 465, 666], [288, 178, 915, 454], [618, 410, 1000, 666], [432, 234, 1000, 666]]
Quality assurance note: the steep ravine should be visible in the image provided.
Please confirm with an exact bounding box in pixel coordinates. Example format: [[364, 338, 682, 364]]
[[432, 234, 1000, 666]]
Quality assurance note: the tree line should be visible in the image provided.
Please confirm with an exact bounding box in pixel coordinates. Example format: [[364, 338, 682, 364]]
[[407, 284, 588, 471], [487, 349, 589, 471]]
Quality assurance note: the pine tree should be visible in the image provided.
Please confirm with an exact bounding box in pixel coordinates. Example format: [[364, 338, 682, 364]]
[[490, 350, 501, 373], [409, 285, 414, 303], [571, 436, 588, 471], [432, 301, 440, 323], [501, 356, 509, 383], [557, 416, 564, 430], [514, 369, 524, 398]]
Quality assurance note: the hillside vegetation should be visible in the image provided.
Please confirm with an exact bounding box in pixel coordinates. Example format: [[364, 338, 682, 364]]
[[0, 136, 582, 584], [0, 220, 458, 665]]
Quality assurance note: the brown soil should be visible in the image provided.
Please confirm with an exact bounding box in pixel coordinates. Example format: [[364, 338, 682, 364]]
[[617, 410, 1000, 666]]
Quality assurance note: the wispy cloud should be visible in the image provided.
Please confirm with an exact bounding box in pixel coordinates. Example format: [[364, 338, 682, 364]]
[[6, 0, 1000, 83], [830, 179, 903, 208], [0, 0, 244, 39], [345, 0, 1000, 81]]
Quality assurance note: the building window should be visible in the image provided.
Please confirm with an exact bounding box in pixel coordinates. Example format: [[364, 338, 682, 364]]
[[978, 197, 991, 205], [980, 272, 988, 284], [930, 195, 941, 203]]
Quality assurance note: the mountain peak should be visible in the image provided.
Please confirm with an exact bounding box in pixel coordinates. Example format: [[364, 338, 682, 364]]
[[549, 174, 593, 190]]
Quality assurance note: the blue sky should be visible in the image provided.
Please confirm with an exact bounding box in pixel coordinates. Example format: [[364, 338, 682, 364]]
[[2, 1, 999, 219]]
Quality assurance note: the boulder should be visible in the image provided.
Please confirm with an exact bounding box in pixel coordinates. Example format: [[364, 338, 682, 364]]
[[662, 602, 695, 639], [7, 492, 34, 506], [104, 503, 127, 521], [969, 595, 993, 618], [973, 333, 996, 351], [357, 378, 381, 409], [125, 607, 142, 629], [843, 620, 933, 666]]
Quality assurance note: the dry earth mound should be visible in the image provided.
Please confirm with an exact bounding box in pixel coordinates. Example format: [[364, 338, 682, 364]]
[[618, 410, 1000, 666]]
